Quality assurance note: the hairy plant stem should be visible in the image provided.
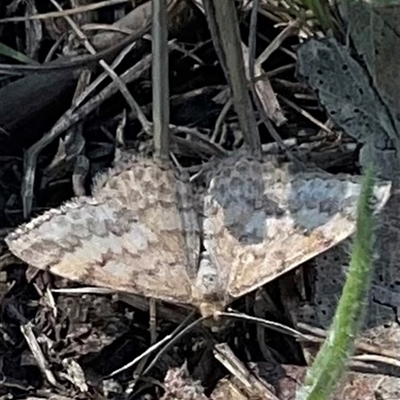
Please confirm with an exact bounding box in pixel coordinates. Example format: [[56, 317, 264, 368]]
[[297, 165, 376, 400]]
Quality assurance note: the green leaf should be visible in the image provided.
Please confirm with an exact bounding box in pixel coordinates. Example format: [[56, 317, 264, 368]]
[[0, 42, 38, 65]]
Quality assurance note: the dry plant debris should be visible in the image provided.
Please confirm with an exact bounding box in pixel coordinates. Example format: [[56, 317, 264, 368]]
[[1, 1, 399, 399]]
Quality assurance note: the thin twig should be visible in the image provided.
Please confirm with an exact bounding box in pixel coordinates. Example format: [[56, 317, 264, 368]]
[[21, 323, 59, 388], [211, 98, 232, 142], [49, 0, 151, 134], [255, 19, 300, 68], [214, 343, 279, 399], [278, 94, 335, 134], [0, 0, 129, 23], [21, 54, 151, 217]]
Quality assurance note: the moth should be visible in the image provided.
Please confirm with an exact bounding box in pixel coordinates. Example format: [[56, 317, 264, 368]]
[[6, 152, 391, 316]]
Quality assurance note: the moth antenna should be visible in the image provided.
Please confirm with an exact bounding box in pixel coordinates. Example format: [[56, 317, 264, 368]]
[[142, 313, 211, 376], [215, 310, 308, 340], [107, 310, 202, 378]]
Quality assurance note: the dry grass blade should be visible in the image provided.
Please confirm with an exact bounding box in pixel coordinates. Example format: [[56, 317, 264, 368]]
[[245, 1, 287, 127], [205, 0, 261, 155], [152, 0, 170, 162], [49, 0, 151, 133], [0, 0, 129, 23], [21, 53, 152, 218], [17, 1, 187, 217], [213, 343, 279, 399], [246, 1, 295, 159], [0, 2, 155, 74], [3, 2, 399, 398], [20, 323, 59, 388]]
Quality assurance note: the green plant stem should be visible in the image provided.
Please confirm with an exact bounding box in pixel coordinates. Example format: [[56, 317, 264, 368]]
[[297, 165, 376, 400]]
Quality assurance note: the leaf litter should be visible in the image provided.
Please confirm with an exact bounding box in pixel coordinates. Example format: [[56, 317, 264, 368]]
[[0, 1, 400, 399]]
